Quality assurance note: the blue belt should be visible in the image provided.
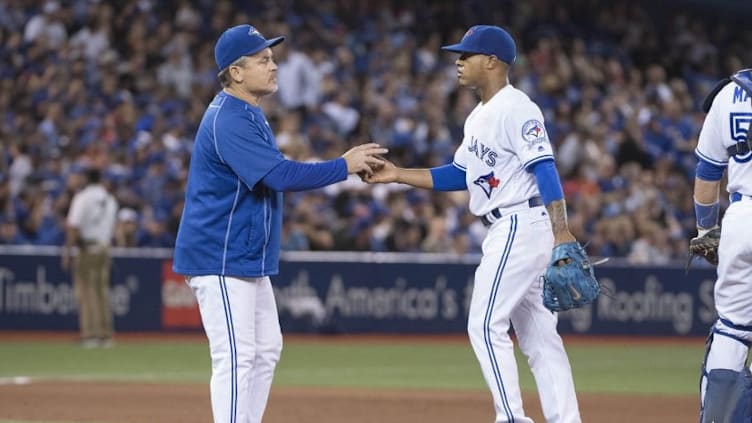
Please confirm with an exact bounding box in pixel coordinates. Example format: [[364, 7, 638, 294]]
[[480, 196, 544, 227], [731, 192, 752, 203]]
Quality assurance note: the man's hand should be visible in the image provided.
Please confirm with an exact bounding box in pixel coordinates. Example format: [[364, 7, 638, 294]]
[[362, 157, 398, 184], [61, 250, 72, 272], [341, 143, 388, 176], [62, 226, 79, 272]]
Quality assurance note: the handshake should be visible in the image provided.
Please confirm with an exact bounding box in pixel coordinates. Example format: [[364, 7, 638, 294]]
[[341, 143, 394, 184]]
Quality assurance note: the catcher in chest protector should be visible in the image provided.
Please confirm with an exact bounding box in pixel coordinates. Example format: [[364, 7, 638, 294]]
[[364, 24, 600, 423], [691, 68, 752, 423]]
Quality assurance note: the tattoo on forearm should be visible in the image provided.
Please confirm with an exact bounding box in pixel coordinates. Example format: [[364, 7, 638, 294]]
[[546, 199, 569, 234]]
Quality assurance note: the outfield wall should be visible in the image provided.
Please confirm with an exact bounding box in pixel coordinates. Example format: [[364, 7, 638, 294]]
[[0, 247, 718, 336]]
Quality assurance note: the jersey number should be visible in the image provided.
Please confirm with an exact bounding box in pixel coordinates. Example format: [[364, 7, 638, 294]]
[[729, 112, 752, 163]]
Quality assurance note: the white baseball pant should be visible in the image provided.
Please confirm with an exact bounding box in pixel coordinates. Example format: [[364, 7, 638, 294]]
[[189, 275, 283, 423], [468, 206, 581, 423]]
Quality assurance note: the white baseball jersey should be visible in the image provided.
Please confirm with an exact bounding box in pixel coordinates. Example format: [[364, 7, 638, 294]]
[[456, 84, 581, 422], [696, 81, 752, 196], [453, 84, 553, 216], [67, 184, 118, 246], [696, 76, 752, 416]]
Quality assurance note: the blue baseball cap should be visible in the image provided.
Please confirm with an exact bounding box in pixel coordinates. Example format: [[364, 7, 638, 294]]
[[214, 24, 285, 71], [441, 25, 517, 64]]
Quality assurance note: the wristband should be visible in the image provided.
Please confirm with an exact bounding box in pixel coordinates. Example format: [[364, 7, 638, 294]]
[[694, 200, 719, 230]]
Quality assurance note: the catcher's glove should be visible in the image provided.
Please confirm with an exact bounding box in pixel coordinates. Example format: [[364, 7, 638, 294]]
[[688, 227, 721, 267], [542, 241, 600, 312]]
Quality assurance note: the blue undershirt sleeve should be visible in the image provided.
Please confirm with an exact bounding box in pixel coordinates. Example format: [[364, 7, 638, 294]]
[[530, 159, 564, 205], [430, 163, 468, 191], [695, 158, 725, 181], [262, 158, 348, 192]]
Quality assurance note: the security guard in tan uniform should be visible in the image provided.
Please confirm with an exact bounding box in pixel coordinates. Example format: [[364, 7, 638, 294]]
[[63, 168, 118, 348]]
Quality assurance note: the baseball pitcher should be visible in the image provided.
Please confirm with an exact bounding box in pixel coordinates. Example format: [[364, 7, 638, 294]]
[[365, 25, 586, 422]]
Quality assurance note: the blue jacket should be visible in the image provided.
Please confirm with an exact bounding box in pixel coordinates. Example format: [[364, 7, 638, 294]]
[[173, 91, 284, 277]]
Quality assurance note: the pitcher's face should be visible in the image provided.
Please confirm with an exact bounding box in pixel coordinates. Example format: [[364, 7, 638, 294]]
[[455, 53, 487, 88]]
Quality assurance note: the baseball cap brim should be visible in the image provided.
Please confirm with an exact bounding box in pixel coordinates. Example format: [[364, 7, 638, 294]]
[[249, 36, 285, 56], [441, 43, 479, 54]]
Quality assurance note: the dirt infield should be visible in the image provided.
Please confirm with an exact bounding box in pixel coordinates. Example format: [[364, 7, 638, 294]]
[[0, 380, 696, 423], [0, 332, 701, 422]]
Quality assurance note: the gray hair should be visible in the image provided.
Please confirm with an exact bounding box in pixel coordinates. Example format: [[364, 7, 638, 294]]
[[217, 56, 249, 87]]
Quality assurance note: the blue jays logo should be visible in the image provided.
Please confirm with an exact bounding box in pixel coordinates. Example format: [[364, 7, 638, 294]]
[[522, 119, 546, 145], [474, 172, 500, 199], [248, 26, 261, 37], [729, 112, 752, 163], [463, 27, 477, 40]]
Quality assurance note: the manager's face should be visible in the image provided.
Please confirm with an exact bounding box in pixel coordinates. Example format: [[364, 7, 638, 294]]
[[235, 47, 279, 97]]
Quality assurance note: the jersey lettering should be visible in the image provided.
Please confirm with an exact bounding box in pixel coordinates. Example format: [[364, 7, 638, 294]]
[[467, 136, 498, 166], [733, 86, 751, 104]]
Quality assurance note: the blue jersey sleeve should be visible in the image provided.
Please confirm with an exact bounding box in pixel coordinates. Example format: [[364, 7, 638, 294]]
[[262, 158, 348, 191], [695, 156, 725, 181], [214, 110, 285, 188]]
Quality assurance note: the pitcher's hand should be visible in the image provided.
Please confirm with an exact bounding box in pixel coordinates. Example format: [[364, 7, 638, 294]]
[[362, 157, 398, 184]]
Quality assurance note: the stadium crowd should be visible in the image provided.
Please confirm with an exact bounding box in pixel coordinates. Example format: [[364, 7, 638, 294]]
[[1, 0, 751, 263]]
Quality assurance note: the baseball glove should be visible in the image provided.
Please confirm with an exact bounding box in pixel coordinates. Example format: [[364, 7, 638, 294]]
[[542, 242, 600, 312], [688, 227, 721, 266]]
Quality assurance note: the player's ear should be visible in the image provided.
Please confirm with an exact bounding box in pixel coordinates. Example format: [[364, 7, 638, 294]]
[[486, 55, 499, 70], [494, 57, 510, 73], [231, 69, 242, 83], [229, 64, 244, 84]]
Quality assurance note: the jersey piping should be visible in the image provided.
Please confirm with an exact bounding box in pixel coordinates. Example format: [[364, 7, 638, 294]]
[[522, 154, 555, 170], [221, 179, 242, 275], [696, 149, 729, 167], [262, 190, 269, 275], [211, 95, 228, 164]]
